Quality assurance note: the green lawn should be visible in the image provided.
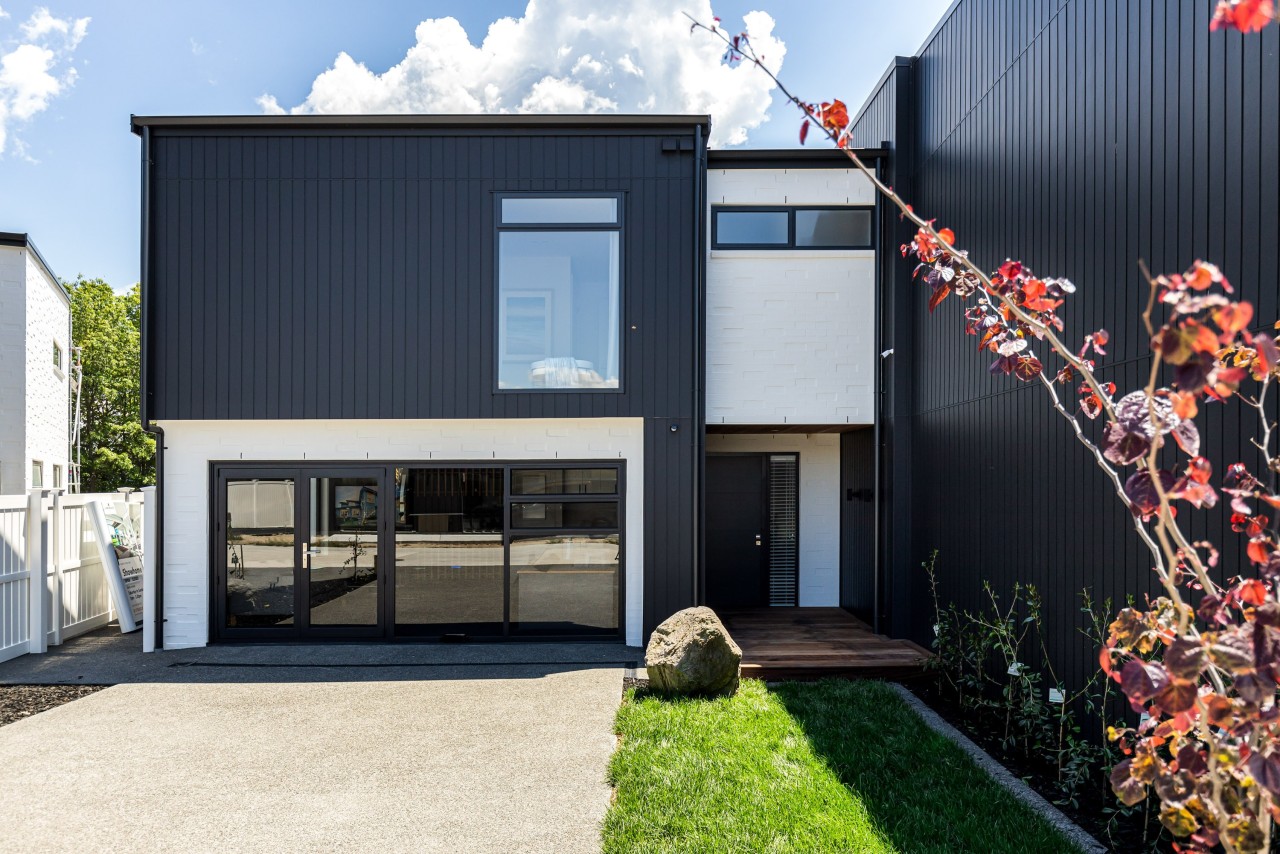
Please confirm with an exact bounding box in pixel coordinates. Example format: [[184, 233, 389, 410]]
[[604, 679, 1079, 854]]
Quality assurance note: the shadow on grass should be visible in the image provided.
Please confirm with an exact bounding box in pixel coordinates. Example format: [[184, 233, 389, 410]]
[[771, 679, 1075, 854]]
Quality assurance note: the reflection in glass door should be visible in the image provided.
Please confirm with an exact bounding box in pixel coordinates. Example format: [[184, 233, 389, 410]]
[[305, 474, 381, 628], [224, 477, 297, 628], [393, 467, 505, 635]]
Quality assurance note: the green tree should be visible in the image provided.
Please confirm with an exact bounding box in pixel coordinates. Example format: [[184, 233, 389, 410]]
[[68, 277, 154, 491]]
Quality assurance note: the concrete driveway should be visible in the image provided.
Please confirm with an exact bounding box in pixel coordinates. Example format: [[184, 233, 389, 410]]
[[0, 665, 624, 853]]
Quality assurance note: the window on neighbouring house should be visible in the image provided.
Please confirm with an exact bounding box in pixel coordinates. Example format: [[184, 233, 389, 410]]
[[52, 465, 62, 489], [497, 196, 622, 390], [31, 460, 43, 488], [712, 206, 874, 249], [52, 341, 62, 371]]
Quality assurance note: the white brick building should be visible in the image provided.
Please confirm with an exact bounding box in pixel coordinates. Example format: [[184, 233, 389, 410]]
[[0, 233, 71, 494], [702, 153, 877, 613]]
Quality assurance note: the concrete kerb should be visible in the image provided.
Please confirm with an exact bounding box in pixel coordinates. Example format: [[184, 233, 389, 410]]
[[890, 683, 1107, 854]]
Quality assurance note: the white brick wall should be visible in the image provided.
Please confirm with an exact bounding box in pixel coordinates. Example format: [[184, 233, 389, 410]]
[[0, 249, 25, 494], [706, 432, 841, 606], [25, 253, 70, 490], [706, 168, 876, 427], [0, 245, 69, 493], [709, 167, 877, 207], [155, 418, 646, 648]]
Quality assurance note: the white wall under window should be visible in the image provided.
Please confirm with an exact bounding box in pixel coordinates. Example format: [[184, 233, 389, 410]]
[[706, 167, 877, 427]]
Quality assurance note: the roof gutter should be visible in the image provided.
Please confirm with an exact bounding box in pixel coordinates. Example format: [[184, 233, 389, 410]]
[[137, 122, 164, 650]]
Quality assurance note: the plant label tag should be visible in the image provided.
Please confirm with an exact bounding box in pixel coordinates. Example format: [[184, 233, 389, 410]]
[[1007, 662, 1023, 676], [1048, 688, 1064, 704]]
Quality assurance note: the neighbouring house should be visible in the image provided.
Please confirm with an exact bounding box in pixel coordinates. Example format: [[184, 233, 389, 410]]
[[132, 115, 884, 649], [840, 0, 1280, 688], [0, 233, 71, 496]]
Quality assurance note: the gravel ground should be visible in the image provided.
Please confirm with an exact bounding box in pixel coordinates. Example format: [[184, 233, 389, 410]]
[[0, 685, 107, 727]]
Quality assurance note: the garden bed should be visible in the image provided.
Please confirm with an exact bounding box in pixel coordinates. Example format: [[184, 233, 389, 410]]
[[604, 678, 1082, 853], [0, 685, 107, 727], [911, 678, 1167, 852]]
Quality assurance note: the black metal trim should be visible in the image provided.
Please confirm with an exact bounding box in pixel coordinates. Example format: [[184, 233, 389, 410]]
[[710, 205, 877, 250], [210, 459, 626, 643], [131, 113, 712, 134], [707, 148, 889, 169], [492, 191, 626, 395], [0, 232, 65, 294], [138, 126, 165, 651]]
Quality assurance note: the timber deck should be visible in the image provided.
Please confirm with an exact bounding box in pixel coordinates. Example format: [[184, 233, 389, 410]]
[[720, 607, 933, 681]]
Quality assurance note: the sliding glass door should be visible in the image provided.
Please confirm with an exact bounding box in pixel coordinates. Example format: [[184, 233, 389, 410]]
[[215, 461, 623, 642]]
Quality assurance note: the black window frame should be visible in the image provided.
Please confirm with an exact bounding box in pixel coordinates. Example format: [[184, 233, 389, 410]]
[[494, 191, 626, 394], [209, 459, 625, 642], [711, 205, 876, 250]]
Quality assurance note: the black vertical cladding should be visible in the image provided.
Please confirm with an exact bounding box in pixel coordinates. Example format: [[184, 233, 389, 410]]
[[840, 428, 876, 621], [849, 57, 918, 635], [137, 117, 708, 636], [852, 2, 1280, 688]]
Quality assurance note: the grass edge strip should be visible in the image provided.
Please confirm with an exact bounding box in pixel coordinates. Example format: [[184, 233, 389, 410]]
[[888, 682, 1107, 854]]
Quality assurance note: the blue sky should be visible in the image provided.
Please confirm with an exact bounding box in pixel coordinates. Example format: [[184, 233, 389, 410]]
[[0, 1, 951, 290]]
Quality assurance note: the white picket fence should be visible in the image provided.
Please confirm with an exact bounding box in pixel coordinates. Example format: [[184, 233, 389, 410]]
[[0, 489, 150, 664]]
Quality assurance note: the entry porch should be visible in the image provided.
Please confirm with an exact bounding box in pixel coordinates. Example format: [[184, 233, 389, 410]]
[[721, 607, 931, 681]]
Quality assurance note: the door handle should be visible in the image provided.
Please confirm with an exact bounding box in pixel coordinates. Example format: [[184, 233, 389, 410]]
[[755, 534, 762, 547]]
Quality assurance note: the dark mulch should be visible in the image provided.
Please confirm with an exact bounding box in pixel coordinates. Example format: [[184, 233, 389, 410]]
[[0, 685, 108, 727], [622, 675, 648, 693], [913, 679, 1166, 852]]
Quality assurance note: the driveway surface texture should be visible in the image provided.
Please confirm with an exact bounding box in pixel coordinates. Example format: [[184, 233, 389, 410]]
[[0, 633, 632, 853]]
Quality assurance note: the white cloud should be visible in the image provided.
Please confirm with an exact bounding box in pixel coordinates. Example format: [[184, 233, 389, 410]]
[[260, 1, 785, 147], [0, 6, 89, 156]]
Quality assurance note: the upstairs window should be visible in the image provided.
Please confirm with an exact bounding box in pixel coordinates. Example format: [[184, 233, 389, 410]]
[[497, 195, 622, 391], [712, 206, 874, 249], [52, 341, 63, 371], [31, 460, 43, 488]]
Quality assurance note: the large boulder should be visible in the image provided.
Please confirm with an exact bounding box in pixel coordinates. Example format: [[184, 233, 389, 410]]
[[645, 607, 742, 696]]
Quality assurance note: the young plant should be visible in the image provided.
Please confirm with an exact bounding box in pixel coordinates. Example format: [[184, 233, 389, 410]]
[[692, 6, 1280, 852]]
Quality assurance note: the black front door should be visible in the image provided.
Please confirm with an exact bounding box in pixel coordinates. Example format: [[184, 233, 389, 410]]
[[705, 455, 768, 609]]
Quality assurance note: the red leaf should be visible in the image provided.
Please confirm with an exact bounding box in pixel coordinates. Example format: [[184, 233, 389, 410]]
[[1239, 578, 1269, 606], [1214, 301, 1254, 336], [928, 284, 951, 313], [998, 259, 1023, 280], [1013, 355, 1043, 382], [1154, 680, 1198, 715], [1249, 538, 1276, 566], [1212, 0, 1276, 32], [1247, 753, 1280, 797], [1121, 659, 1170, 704]]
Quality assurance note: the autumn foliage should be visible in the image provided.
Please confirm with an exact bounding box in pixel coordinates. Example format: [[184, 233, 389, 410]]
[[695, 3, 1280, 852]]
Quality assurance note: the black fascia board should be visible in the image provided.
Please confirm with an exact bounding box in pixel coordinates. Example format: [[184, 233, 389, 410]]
[[707, 148, 888, 169], [131, 113, 712, 136], [0, 231, 65, 293]]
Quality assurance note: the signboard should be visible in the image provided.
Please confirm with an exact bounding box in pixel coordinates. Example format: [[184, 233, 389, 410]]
[[88, 499, 143, 633]]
